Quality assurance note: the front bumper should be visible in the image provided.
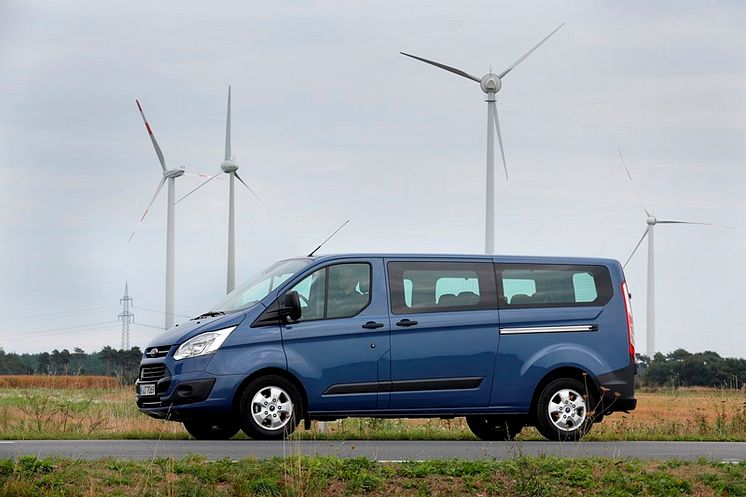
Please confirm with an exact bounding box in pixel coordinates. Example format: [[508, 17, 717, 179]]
[[135, 364, 246, 421], [136, 377, 215, 409]]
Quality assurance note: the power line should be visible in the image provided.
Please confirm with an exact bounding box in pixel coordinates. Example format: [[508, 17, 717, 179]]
[[14, 320, 118, 339], [132, 306, 191, 319], [131, 322, 166, 330], [0, 305, 118, 323]]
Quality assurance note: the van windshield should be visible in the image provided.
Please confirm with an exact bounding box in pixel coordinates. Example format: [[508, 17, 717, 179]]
[[212, 258, 311, 313]]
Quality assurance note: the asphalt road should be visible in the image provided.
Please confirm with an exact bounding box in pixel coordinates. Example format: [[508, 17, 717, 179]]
[[1, 440, 744, 462]]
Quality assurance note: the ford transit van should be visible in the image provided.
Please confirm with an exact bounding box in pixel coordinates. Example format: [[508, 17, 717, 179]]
[[136, 254, 637, 441]]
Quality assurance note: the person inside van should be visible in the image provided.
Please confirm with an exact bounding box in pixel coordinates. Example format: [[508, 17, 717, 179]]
[[327, 265, 369, 318]]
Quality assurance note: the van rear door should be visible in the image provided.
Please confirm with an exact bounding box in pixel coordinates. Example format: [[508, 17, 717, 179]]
[[491, 262, 625, 409]]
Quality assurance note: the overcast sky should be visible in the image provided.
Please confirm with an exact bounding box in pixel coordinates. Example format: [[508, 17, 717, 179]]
[[1, 1, 744, 356]]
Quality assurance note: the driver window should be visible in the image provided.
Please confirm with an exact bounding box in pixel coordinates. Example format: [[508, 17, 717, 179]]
[[285, 263, 371, 321], [288, 268, 325, 321], [327, 264, 371, 318]]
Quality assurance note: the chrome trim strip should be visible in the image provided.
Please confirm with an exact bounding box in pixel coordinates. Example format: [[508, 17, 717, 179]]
[[500, 325, 597, 334]]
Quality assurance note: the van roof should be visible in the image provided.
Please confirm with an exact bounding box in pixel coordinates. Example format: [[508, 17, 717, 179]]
[[307, 253, 621, 267]]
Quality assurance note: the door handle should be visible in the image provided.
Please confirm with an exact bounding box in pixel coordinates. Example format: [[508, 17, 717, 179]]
[[396, 319, 418, 327], [362, 321, 384, 330]]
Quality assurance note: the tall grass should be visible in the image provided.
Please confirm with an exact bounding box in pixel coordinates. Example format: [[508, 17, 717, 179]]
[[0, 378, 184, 439], [0, 381, 744, 441]]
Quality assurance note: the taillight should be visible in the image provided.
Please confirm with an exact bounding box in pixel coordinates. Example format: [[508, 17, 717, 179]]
[[621, 281, 635, 360]]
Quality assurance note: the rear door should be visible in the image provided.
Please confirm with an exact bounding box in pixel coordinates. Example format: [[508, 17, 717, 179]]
[[492, 263, 622, 409], [385, 258, 500, 409]]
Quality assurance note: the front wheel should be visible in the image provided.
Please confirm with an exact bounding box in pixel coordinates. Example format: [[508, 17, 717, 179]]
[[183, 419, 240, 440], [466, 416, 523, 441], [535, 378, 594, 441], [238, 375, 301, 440]]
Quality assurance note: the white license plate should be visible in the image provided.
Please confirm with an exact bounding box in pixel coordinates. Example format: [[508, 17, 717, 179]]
[[139, 383, 156, 396]]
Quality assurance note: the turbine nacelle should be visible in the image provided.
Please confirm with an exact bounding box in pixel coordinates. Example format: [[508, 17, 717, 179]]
[[647, 216, 657, 226], [480, 74, 502, 94], [163, 168, 185, 179], [221, 159, 238, 173]]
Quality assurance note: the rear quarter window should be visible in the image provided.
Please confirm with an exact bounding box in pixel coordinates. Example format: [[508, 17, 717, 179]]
[[496, 264, 612, 308]]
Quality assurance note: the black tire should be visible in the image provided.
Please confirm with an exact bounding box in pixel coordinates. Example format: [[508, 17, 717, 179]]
[[466, 416, 524, 441], [535, 378, 594, 441], [238, 375, 302, 440], [183, 418, 240, 440]]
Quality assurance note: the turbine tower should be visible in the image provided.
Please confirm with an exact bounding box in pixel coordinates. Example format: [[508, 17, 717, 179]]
[[619, 150, 711, 355], [178, 86, 269, 294], [130, 100, 185, 329], [401, 23, 564, 255]]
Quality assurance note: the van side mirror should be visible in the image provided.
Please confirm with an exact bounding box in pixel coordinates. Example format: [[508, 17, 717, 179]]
[[279, 291, 302, 322]]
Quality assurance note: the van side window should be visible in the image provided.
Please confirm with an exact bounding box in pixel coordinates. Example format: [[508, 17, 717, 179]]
[[496, 264, 612, 308], [287, 263, 371, 321], [388, 261, 497, 315]]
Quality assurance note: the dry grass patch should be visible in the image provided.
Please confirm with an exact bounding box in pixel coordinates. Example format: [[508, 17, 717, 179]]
[[0, 375, 117, 389]]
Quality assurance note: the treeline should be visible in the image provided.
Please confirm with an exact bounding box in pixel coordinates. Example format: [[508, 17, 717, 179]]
[[636, 349, 746, 389], [1, 347, 744, 389], [0, 347, 142, 384]]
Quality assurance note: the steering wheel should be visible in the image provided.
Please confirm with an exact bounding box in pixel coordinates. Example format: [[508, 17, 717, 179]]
[[297, 293, 310, 307]]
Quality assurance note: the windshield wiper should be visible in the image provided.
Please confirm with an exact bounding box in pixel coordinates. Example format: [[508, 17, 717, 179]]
[[192, 310, 225, 320]]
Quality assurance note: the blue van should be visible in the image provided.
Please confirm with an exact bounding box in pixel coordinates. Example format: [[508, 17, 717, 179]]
[[136, 254, 637, 441]]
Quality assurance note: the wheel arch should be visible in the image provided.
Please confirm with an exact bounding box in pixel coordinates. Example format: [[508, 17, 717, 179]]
[[231, 367, 310, 421], [528, 366, 601, 422]]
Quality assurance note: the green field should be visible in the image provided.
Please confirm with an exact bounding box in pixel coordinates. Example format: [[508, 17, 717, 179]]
[[1, 455, 745, 496]]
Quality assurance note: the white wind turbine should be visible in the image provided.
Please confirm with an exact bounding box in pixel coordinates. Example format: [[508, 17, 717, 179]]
[[129, 100, 187, 330], [178, 86, 269, 294], [619, 150, 712, 356], [401, 23, 565, 255]]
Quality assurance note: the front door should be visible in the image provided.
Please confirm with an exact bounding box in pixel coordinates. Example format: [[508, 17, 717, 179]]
[[281, 258, 391, 413], [386, 259, 500, 410]]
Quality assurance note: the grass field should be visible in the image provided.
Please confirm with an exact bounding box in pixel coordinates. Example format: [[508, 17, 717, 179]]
[[0, 377, 744, 441], [1, 455, 744, 496]]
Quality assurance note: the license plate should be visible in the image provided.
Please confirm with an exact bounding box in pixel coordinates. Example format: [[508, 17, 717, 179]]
[[139, 383, 156, 396]]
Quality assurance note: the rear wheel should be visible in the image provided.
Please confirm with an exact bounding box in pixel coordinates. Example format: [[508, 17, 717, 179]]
[[238, 375, 301, 440], [466, 416, 523, 441], [183, 419, 239, 440], [535, 378, 594, 441]]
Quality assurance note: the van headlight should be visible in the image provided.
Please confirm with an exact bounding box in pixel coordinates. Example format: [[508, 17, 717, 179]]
[[173, 326, 237, 361]]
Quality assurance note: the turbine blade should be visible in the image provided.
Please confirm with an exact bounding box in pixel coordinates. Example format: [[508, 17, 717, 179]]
[[183, 171, 222, 180], [135, 99, 167, 171], [498, 22, 565, 79], [225, 85, 232, 161], [176, 170, 222, 204], [656, 219, 712, 225], [623, 227, 649, 268], [400, 52, 481, 83], [492, 103, 509, 180], [617, 148, 652, 217], [657, 218, 735, 229], [235, 172, 271, 213], [129, 176, 166, 242]]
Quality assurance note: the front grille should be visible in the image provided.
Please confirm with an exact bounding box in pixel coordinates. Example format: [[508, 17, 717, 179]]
[[143, 345, 171, 358], [140, 364, 169, 381]]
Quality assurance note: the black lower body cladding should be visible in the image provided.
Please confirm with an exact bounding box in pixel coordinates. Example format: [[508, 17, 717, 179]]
[[596, 362, 637, 414]]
